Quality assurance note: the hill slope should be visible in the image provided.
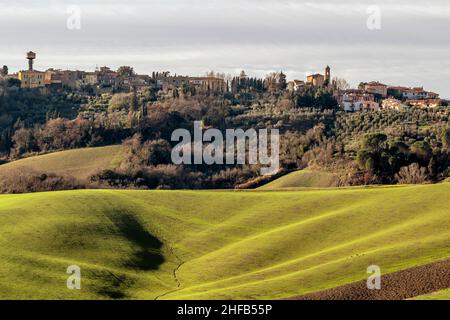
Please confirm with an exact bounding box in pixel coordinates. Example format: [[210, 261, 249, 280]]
[[0, 145, 123, 181], [412, 288, 450, 300], [0, 183, 449, 299], [259, 169, 340, 190]]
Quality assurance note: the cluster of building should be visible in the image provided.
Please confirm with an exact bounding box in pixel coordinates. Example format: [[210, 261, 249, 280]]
[[288, 67, 443, 112], [287, 66, 332, 91], [1, 52, 445, 112], [343, 82, 441, 112], [157, 75, 227, 93], [0, 51, 227, 95], [335, 89, 381, 112]]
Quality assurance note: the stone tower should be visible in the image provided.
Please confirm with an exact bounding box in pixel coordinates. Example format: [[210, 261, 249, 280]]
[[325, 65, 331, 85]]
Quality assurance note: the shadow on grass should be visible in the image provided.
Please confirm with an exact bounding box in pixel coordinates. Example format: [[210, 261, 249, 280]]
[[106, 210, 165, 271], [95, 271, 132, 299], [95, 210, 165, 299]]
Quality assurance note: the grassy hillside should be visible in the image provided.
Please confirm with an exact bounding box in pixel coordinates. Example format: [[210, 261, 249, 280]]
[[259, 169, 340, 190], [412, 289, 450, 300], [0, 183, 449, 299], [0, 145, 123, 181]]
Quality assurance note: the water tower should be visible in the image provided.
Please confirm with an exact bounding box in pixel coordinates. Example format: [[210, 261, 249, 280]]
[[27, 51, 36, 71]]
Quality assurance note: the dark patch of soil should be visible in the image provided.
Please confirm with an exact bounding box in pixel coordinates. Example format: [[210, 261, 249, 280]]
[[290, 259, 450, 300]]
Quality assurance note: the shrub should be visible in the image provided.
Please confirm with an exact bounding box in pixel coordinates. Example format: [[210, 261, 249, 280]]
[[0, 168, 85, 194], [395, 163, 429, 184]]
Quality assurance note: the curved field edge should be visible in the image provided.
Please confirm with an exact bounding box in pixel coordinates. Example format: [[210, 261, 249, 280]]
[[0, 145, 124, 181], [412, 288, 450, 300], [0, 183, 449, 299]]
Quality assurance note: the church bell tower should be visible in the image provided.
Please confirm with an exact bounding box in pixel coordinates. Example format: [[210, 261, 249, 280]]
[[325, 65, 331, 86]]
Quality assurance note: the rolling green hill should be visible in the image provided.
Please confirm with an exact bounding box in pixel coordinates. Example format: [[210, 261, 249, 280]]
[[0, 145, 124, 181], [412, 289, 450, 300], [0, 183, 449, 299], [259, 169, 340, 190]]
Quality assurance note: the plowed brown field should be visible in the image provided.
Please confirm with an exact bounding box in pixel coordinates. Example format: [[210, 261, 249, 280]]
[[291, 259, 450, 300]]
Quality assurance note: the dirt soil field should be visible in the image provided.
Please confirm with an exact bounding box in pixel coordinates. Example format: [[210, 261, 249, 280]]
[[291, 259, 450, 300]]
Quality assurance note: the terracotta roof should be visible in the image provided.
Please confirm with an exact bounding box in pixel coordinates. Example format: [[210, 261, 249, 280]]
[[307, 73, 323, 78], [366, 81, 387, 86]]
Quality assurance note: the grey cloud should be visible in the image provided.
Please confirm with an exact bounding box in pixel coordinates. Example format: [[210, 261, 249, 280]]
[[0, 0, 449, 97]]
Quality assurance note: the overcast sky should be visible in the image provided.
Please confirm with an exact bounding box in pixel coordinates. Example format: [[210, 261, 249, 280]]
[[0, 0, 449, 97]]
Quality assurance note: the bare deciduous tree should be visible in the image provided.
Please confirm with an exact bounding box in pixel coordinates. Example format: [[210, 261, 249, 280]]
[[332, 77, 350, 91], [395, 163, 429, 184]]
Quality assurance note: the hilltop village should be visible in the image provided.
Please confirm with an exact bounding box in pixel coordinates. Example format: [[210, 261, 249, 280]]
[[0, 51, 446, 112], [0, 51, 449, 192]]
